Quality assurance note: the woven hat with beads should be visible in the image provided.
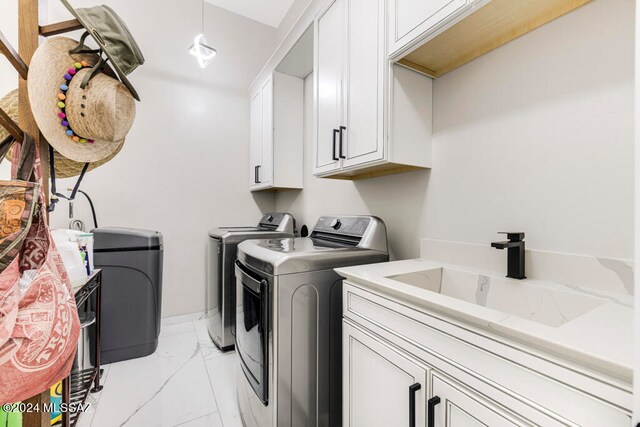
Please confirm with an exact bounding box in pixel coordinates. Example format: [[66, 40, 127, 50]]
[[28, 37, 135, 164], [0, 89, 119, 178]]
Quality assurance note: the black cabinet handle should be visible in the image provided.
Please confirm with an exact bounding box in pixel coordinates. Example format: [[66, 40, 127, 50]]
[[427, 396, 441, 427], [339, 126, 346, 159], [254, 166, 258, 183], [255, 165, 261, 183], [409, 383, 421, 427], [332, 129, 339, 161]]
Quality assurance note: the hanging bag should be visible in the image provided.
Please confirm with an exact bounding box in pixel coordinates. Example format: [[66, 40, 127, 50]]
[[0, 138, 80, 404], [0, 135, 38, 272]]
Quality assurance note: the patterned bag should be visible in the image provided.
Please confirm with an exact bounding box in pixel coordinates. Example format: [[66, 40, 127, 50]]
[[0, 136, 38, 272], [0, 139, 80, 404]]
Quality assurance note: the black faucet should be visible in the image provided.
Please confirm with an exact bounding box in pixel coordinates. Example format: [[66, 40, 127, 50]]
[[491, 232, 526, 280]]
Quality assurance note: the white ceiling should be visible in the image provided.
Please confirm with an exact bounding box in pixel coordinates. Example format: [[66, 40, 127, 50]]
[[205, 0, 296, 28]]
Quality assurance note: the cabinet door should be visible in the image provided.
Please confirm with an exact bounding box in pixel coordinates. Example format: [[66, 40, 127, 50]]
[[344, 322, 427, 427], [342, 0, 385, 168], [259, 78, 274, 187], [430, 373, 529, 427], [314, 0, 344, 175], [388, 0, 469, 56], [249, 89, 262, 189]]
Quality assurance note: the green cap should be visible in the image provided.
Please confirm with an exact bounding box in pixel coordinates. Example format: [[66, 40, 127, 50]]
[[60, 0, 145, 101]]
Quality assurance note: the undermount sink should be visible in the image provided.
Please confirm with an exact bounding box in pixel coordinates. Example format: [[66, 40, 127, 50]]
[[385, 268, 607, 327]]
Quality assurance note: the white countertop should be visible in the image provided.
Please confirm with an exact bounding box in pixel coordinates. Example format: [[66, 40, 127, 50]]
[[336, 259, 633, 383]]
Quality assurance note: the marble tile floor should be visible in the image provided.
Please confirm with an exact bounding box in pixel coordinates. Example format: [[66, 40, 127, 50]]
[[76, 313, 242, 427]]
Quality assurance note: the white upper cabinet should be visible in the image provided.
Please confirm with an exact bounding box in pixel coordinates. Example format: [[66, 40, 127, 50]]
[[314, 0, 344, 175], [249, 72, 303, 191], [388, 0, 470, 57], [342, 0, 385, 168], [314, 0, 433, 180], [391, 0, 592, 78], [250, 89, 263, 190], [259, 78, 274, 188]]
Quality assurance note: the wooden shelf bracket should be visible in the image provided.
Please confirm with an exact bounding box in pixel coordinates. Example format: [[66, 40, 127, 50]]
[[0, 107, 24, 144], [39, 19, 82, 37]]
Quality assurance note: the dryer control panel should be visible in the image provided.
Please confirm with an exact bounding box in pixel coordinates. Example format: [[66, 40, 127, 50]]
[[258, 212, 296, 234]]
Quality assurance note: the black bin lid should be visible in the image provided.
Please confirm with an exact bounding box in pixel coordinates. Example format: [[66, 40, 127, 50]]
[[92, 227, 163, 251]]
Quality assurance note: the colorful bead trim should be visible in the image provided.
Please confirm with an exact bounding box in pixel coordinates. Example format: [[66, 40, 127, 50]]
[[58, 61, 94, 144]]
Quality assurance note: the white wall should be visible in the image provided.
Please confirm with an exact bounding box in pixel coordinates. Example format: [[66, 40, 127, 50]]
[[277, 0, 634, 266], [0, 3, 18, 95], [0, 0, 279, 317], [634, 0, 640, 420]]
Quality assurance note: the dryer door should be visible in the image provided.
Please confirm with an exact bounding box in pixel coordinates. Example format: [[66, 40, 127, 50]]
[[235, 260, 269, 404], [206, 237, 222, 347]]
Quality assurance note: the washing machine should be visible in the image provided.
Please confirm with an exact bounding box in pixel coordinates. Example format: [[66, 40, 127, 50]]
[[235, 215, 389, 427], [206, 213, 295, 351]]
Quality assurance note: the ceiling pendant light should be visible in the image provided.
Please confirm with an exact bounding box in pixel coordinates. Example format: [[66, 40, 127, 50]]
[[189, 0, 217, 68]]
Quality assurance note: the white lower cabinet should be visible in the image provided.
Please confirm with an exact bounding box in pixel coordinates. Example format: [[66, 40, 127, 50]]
[[344, 322, 528, 427], [342, 283, 633, 427], [344, 322, 427, 427]]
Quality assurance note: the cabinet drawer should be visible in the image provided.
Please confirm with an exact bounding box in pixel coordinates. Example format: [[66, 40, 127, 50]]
[[343, 282, 632, 426]]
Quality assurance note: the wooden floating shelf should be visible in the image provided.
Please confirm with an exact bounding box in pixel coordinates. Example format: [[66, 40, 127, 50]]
[[397, 0, 593, 78]]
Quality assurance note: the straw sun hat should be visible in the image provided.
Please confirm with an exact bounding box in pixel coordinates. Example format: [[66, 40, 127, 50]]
[[0, 89, 121, 178], [0, 90, 18, 144], [28, 37, 135, 164]]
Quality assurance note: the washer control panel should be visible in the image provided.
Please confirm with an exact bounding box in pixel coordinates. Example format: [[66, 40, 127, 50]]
[[314, 216, 372, 236]]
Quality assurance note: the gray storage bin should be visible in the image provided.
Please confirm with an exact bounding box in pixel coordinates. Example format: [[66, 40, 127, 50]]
[[92, 227, 163, 364]]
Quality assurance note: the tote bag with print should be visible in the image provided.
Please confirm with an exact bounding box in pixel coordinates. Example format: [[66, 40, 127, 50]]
[[0, 138, 80, 404]]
